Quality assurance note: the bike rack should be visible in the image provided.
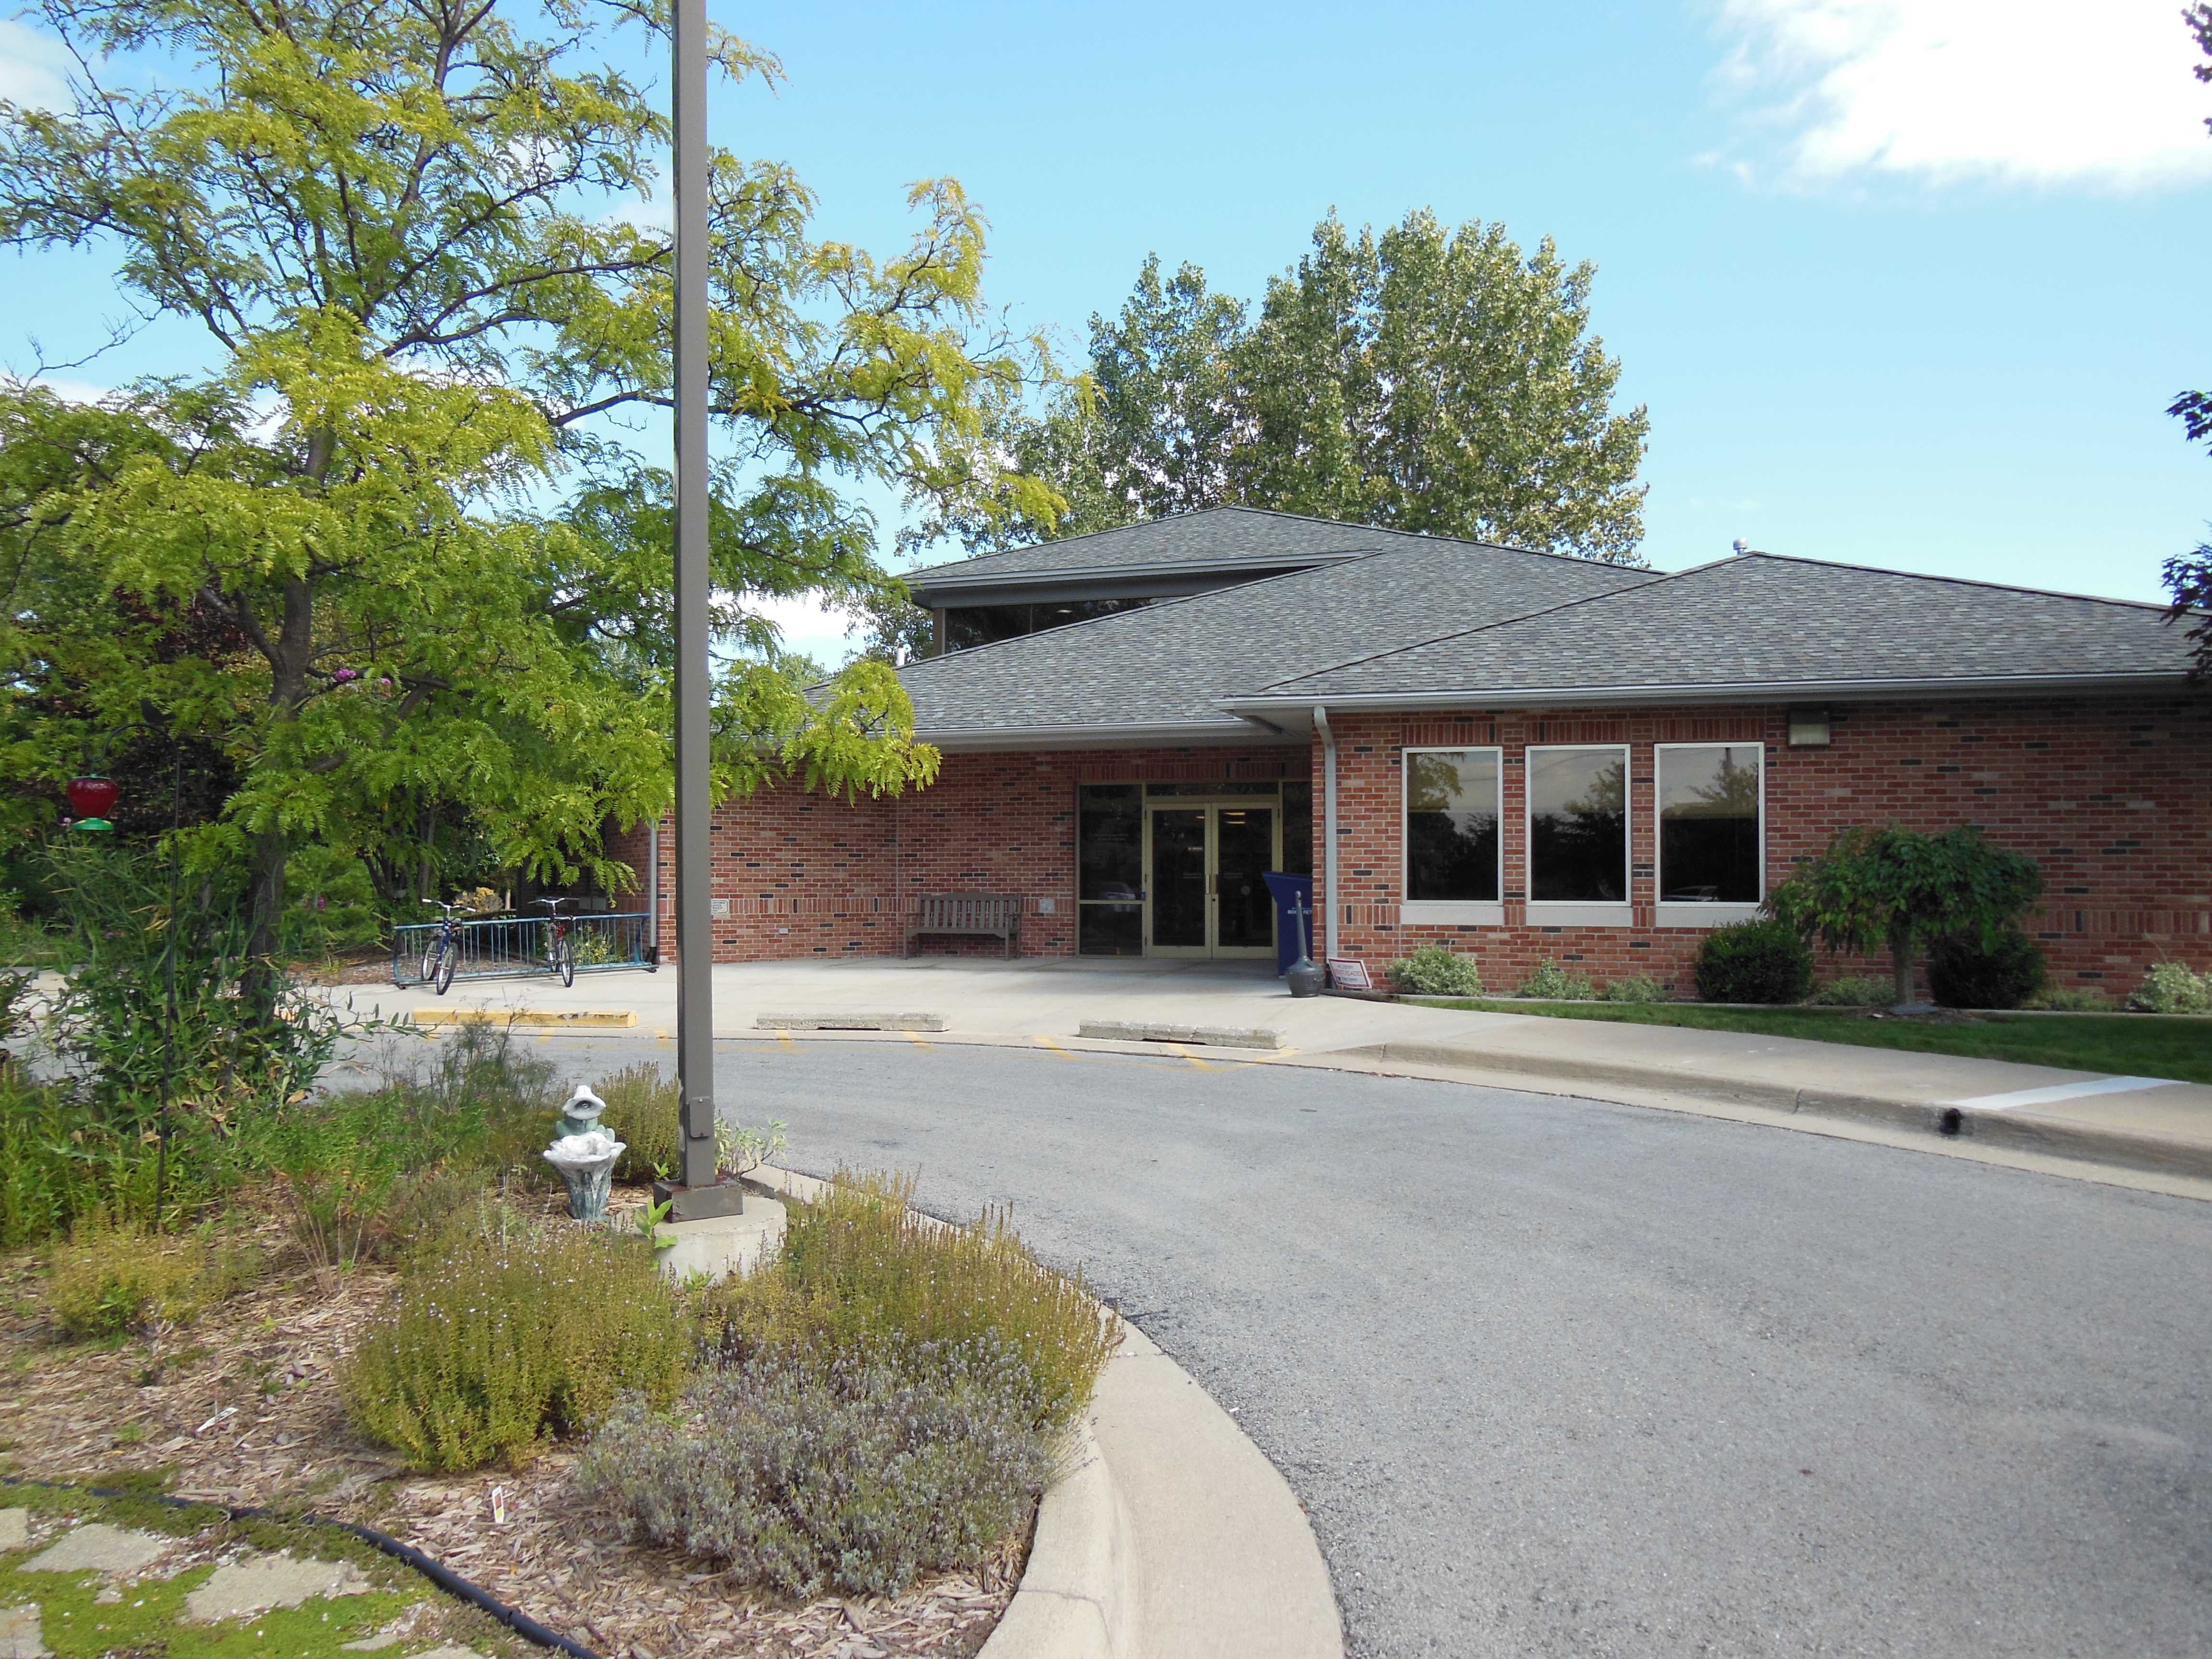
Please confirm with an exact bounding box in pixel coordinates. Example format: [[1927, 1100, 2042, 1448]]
[[390, 911, 657, 987]]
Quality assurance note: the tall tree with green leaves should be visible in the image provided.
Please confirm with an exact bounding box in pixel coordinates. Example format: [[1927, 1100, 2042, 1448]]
[[2161, 5, 2212, 676], [0, 0, 1052, 994], [1233, 211, 1647, 560], [916, 209, 1647, 565]]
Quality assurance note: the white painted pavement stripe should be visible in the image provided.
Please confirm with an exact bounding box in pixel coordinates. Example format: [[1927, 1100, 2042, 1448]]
[[1947, 1075, 2186, 1112]]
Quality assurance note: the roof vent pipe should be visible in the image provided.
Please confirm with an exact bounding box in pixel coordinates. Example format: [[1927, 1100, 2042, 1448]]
[[1313, 705, 1338, 962]]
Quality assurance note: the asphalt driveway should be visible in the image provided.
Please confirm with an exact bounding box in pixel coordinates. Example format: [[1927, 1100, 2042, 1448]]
[[541, 1033, 2210, 1657]]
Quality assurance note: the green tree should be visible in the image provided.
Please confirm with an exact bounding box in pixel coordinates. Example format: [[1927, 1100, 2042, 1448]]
[[1763, 824, 2044, 1008], [918, 211, 1648, 564], [1233, 211, 1646, 559], [0, 0, 1047, 996], [2160, 4, 2212, 675]]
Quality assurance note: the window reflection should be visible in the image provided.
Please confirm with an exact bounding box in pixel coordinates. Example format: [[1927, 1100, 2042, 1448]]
[[1405, 750, 1500, 902], [1528, 747, 1627, 903], [1077, 785, 1144, 956], [1659, 745, 1761, 902]]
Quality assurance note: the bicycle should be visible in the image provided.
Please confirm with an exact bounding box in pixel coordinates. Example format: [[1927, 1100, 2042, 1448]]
[[536, 895, 580, 988], [416, 898, 468, 995]]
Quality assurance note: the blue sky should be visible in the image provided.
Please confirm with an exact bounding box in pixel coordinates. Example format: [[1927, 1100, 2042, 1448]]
[[3, 0, 2208, 664]]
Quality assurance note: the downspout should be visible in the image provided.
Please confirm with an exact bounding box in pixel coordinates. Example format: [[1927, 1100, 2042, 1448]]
[[1313, 705, 1338, 961]]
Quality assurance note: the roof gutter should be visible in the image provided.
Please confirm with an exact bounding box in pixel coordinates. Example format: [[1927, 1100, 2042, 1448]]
[[1220, 671, 2186, 715], [914, 719, 1307, 754]]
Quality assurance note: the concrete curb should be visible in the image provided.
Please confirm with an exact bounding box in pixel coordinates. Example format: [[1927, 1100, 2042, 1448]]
[[1351, 1040, 2212, 1182], [975, 1418, 1138, 1659]]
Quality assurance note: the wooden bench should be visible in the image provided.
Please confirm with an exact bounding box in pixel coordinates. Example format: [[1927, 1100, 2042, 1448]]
[[906, 892, 1022, 959]]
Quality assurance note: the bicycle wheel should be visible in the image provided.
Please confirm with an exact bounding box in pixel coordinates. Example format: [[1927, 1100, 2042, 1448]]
[[434, 935, 458, 995], [419, 943, 440, 988], [553, 932, 574, 988]]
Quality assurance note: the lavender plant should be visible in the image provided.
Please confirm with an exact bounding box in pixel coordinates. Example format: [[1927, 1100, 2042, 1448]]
[[577, 1337, 1059, 1598]]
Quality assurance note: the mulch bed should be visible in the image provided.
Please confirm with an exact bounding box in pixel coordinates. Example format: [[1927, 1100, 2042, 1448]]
[[0, 1217, 1022, 1659]]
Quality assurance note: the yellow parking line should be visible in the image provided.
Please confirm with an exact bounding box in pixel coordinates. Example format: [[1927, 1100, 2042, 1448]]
[[1036, 1035, 1078, 1060], [905, 1031, 936, 1054], [777, 1030, 795, 1051], [1167, 1043, 1217, 1072]]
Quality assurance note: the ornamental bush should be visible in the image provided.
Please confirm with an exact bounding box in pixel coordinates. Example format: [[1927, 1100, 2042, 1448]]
[[708, 1170, 1118, 1435], [1692, 920, 1813, 1005], [2024, 986, 2113, 1011], [1927, 929, 2045, 1010], [1602, 974, 1665, 1004], [1387, 945, 1484, 998], [577, 1338, 1059, 1599], [341, 1213, 687, 1471], [48, 1216, 260, 1339], [1517, 959, 1593, 1000], [2128, 962, 2212, 1015], [593, 1062, 680, 1182]]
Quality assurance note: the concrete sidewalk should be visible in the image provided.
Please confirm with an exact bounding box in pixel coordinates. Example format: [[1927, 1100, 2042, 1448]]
[[364, 956, 2212, 1196]]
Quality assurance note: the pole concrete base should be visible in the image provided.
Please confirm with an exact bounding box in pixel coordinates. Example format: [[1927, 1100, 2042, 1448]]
[[653, 1178, 746, 1221]]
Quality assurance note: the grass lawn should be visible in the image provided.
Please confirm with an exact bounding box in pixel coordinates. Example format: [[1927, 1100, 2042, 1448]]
[[1406, 999, 2212, 1085]]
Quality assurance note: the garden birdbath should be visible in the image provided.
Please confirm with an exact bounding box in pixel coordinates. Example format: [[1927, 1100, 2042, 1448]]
[[545, 1128, 624, 1223]]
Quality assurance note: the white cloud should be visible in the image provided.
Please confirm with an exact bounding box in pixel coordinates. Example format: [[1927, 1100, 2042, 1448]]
[[33, 376, 108, 404], [1712, 0, 2212, 190], [0, 19, 71, 111]]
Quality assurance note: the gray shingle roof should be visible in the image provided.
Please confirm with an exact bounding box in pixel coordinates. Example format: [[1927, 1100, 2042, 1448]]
[[898, 533, 1652, 741], [904, 506, 1457, 597], [1237, 553, 2192, 706]]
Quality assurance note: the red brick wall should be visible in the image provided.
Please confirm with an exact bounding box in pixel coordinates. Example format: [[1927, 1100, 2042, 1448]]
[[1310, 694, 2211, 996], [611, 691, 2209, 995], [611, 744, 1309, 962]]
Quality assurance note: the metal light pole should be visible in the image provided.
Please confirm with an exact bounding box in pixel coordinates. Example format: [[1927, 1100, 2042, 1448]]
[[659, 0, 738, 1219]]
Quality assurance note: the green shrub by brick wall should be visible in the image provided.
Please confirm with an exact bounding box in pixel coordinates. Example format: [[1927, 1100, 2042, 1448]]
[[1928, 929, 2045, 1010], [1387, 946, 1483, 998], [1693, 920, 1814, 1005]]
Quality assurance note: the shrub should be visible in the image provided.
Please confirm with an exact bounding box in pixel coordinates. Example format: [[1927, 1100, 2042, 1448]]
[[709, 1171, 1118, 1435], [280, 844, 382, 958], [1516, 959, 1592, 1001], [341, 1214, 688, 1471], [2128, 962, 2212, 1015], [595, 1063, 680, 1182], [1805, 975, 1893, 1007], [1693, 920, 1814, 1005], [2023, 986, 2113, 1012], [1602, 974, 1664, 1004], [578, 1338, 1058, 1599], [1927, 928, 2045, 1010], [1386, 946, 1483, 998], [1764, 823, 2042, 1007], [49, 1217, 259, 1339]]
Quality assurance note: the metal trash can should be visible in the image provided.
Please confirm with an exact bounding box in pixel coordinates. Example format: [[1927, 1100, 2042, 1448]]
[[1261, 872, 1315, 978]]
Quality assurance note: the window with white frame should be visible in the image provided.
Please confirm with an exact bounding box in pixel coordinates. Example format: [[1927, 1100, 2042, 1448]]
[[1656, 744, 1762, 903], [1527, 745, 1628, 904], [1404, 748, 1502, 902]]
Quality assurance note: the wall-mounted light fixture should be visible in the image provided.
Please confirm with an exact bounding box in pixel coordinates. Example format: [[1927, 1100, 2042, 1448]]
[[1787, 706, 1832, 748]]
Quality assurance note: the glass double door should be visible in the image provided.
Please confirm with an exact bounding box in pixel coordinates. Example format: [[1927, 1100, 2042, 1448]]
[[1148, 804, 1276, 958]]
